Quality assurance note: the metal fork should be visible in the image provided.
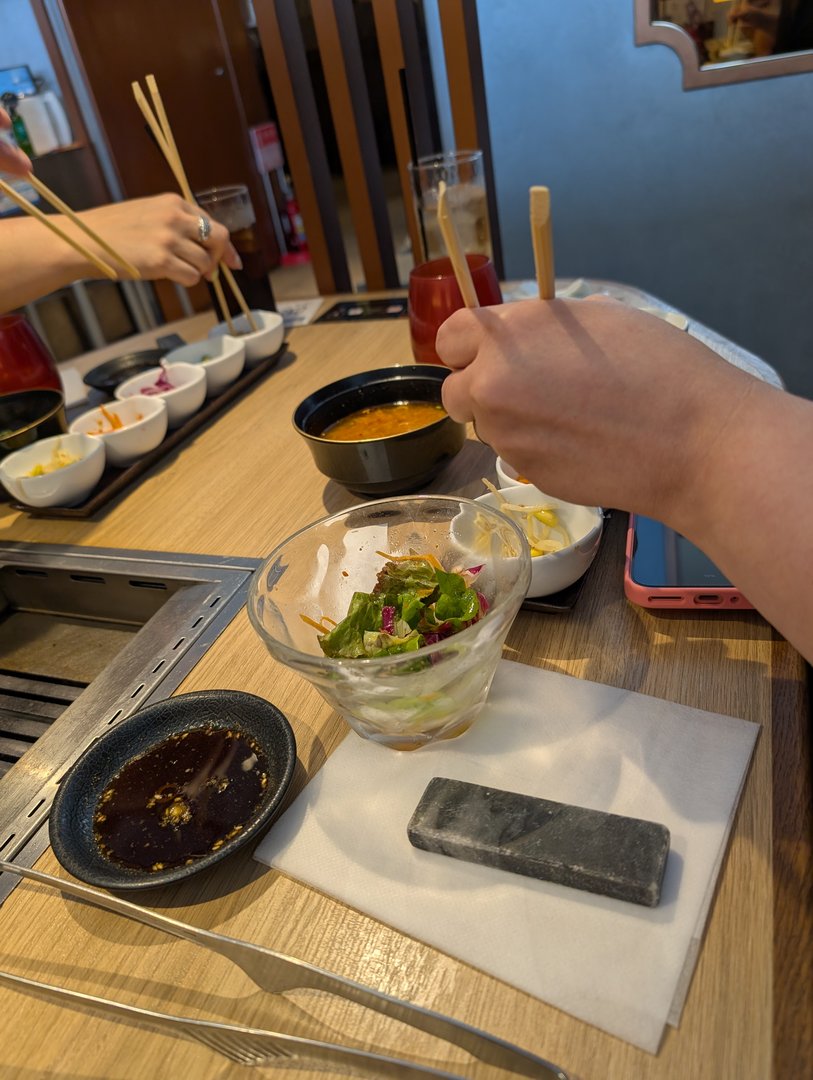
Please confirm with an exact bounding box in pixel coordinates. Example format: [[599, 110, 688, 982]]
[[0, 969, 466, 1077], [0, 861, 568, 1079]]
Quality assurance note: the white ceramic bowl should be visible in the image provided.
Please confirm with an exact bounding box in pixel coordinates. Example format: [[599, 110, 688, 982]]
[[163, 335, 246, 397], [475, 483, 604, 597], [208, 309, 284, 366], [69, 396, 168, 468], [0, 432, 105, 508], [495, 456, 533, 488], [114, 362, 206, 428]]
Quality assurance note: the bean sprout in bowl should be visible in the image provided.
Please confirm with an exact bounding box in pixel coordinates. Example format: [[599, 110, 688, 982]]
[[476, 484, 604, 597], [247, 495, 531, 750]]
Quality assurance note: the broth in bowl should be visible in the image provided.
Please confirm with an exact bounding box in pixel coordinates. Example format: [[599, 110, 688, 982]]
[[322, 401, 447, 441]]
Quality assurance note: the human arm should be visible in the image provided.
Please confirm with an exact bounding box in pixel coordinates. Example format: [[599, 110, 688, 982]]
[[436, 299, 813, 663], [0, 193, 241, 313]]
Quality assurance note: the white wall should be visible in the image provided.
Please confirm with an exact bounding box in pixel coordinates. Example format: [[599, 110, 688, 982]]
[[477, 0, 813, 399]]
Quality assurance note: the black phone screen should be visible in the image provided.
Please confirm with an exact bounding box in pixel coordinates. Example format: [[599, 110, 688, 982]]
[[630, 516, 733, 588]]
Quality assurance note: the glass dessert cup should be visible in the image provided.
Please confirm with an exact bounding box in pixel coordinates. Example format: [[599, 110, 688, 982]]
[[247, 495, 531, 750]]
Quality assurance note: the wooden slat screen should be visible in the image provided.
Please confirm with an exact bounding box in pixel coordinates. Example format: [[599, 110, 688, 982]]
[[253, 0, 352, 293]]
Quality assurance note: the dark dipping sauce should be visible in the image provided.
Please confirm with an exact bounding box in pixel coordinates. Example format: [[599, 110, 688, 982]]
[[93, 726, 268, 872]]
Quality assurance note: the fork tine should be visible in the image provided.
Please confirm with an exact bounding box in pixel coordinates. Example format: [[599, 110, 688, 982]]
[[0, 969, 468, 1078]]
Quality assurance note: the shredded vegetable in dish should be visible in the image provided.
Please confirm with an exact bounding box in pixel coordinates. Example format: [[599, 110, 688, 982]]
[[26, 441, 80, 477], [303, 554, 488, 659], [482, 478, 571, 557]]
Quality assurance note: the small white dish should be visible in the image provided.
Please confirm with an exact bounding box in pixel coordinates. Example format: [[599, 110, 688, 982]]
[[0, 433, 105, 508], [495, 456, 532, 488], [208, 309, 284, 366], [114, 362, 206, 429], [163, 335, 246, 397], [475, 483, 604, 597], [69, 396, 168, 468]]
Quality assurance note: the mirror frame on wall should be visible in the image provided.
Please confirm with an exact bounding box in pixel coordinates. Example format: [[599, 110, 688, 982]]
[[634, 3, 813, 89]]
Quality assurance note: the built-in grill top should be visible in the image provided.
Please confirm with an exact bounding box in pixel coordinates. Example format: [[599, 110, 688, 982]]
[[0, 542, 260, 903]]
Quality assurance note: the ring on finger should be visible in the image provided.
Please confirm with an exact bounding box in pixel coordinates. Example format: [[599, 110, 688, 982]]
[[197, 215, 212, 244]]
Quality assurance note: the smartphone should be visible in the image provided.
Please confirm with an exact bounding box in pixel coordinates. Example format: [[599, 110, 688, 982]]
[[624, 514, 752, 609]]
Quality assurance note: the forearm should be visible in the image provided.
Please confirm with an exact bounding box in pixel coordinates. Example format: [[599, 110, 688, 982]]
[[0, 215, 101, 312], [665, 378, 813, 661]]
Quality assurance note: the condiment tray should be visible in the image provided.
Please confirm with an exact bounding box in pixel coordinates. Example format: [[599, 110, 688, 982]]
[[9, 343, 289, 519]]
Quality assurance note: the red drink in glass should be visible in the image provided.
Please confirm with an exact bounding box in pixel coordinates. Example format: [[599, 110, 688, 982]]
[[408, 254, 502, 365]]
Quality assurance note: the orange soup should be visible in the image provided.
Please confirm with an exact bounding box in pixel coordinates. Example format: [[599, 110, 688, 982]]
[[322, 401, 446, 441]]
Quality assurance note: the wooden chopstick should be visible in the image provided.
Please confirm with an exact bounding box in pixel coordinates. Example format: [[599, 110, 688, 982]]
[[436, 180, 479, 308], [131, 79, 235, 333], [133, 75, 258, 333], [530, 185, 555, 300], [25, 173, 141, 279], [149, 75, 254, 332], [0, 177, 118, 280]]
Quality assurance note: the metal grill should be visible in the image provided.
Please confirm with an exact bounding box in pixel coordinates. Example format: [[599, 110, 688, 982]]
[[0, 671, 85, 779], [0, 543, 261, 903]]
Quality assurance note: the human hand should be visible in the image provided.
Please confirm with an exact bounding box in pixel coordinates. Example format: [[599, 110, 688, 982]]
[[75, 193, 242, 286], [0, 106, 32, 178], [436, 297, 758, 524]]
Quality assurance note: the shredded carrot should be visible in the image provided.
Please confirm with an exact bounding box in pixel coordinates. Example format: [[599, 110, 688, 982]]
[[300, 613, 330, 633], [99, 404, 123, 431], [375, 550, 443, 571]]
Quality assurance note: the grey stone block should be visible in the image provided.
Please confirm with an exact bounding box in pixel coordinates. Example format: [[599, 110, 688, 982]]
[[407, 777, 670, 907]]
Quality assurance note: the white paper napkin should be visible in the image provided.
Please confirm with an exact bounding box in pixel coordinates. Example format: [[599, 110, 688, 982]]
[[254, 659, 758, 1053]]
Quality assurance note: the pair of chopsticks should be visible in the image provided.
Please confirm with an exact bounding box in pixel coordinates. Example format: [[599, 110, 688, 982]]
[[131, 74, 257, 334], [435, 181, 555, 308], [0, 173, 141, 282]]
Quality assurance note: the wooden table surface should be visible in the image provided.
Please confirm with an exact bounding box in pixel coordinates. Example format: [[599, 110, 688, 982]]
[[0, 309, 810, 1080]]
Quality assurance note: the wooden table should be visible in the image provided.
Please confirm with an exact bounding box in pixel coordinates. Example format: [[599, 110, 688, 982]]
[[0, 310, 810, 1079]]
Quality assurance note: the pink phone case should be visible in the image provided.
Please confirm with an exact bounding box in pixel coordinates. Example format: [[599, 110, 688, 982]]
[[624, 515, 753, 610]]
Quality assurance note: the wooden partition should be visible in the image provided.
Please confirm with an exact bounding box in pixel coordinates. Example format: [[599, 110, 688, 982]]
[[253, 0, 503, 292]]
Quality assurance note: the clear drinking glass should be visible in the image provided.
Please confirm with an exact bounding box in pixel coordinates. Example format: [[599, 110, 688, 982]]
[[194, 184, 276, 314], [247, 496, 531, 751], [407, 149, 491, 262]]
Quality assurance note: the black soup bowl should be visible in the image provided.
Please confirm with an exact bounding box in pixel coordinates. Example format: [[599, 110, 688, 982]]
[[0, 388, 67, 459], [293, 365, 466, 496]]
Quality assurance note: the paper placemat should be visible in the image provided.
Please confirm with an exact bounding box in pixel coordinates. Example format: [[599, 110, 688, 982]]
[[254, 659, 758, 1053]]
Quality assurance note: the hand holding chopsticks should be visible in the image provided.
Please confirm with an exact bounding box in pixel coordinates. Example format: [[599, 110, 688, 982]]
[[131, 74, 257, 333]]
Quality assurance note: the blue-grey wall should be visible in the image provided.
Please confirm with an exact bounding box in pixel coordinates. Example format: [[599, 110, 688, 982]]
[[477, 0, 813, 398], [0, 0, 59, 93]]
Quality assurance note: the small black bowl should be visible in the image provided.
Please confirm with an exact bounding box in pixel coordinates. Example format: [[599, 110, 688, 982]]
[[49, 690, 296, 890], [294, 365, 466, 496], [0, 388, 66, 457], [83, 348, 168, 393]]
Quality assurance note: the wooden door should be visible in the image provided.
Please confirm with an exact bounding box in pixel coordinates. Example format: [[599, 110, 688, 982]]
[[59, 0, 280, 319]]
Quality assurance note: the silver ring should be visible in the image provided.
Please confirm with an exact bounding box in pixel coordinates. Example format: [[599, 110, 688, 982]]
[[197, 214, 212, 243]]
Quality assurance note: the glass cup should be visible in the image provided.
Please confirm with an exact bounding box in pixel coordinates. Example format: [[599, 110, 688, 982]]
[[407, 149, 491, 262], [408, 254, 502, 365], [247, 495, 531, 751], [194, 184, 276, 315]]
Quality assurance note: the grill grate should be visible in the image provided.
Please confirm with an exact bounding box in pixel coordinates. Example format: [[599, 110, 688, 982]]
[[0, 671, 86, 779]]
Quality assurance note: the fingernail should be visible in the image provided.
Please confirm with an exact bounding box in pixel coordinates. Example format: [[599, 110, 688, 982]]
[[234, 254, 243, 270]]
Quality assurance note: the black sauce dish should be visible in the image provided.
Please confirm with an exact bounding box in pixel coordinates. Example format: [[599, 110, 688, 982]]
[[0, 388, 67, 459], [82, 348, 168, 394], [49, 690, 296, 890], [293, 364, 466, 497]]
